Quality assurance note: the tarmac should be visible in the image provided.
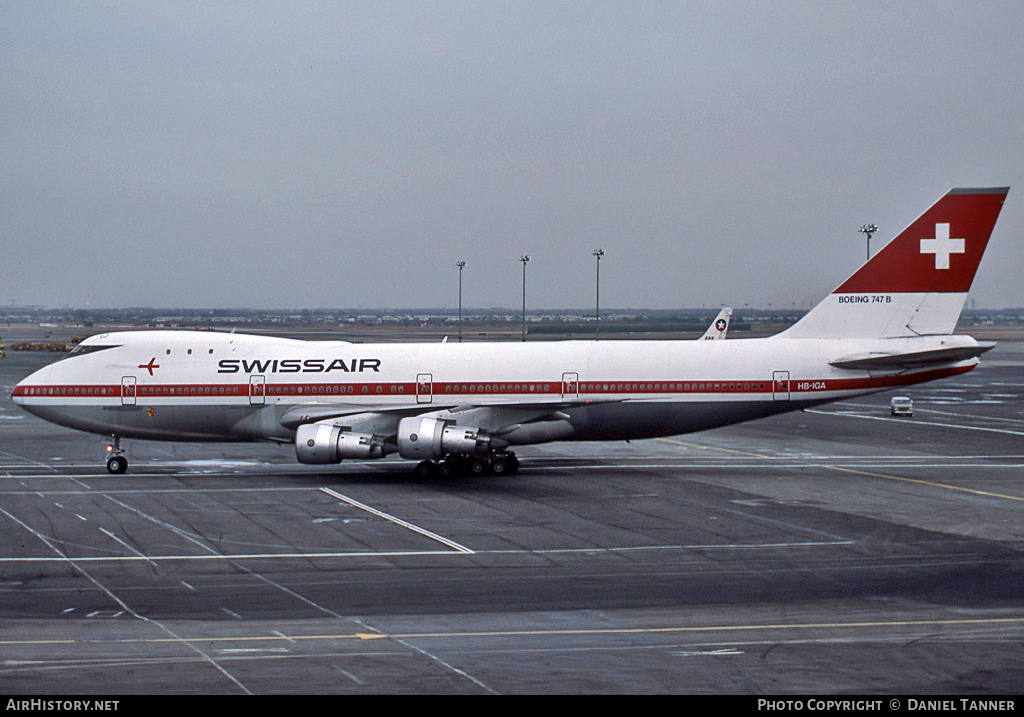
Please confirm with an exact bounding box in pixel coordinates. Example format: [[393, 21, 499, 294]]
[[0, 342, 1022, 694]]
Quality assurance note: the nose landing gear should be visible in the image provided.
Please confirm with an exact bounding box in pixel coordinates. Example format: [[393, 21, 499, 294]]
[[106, 436, 128, 474]]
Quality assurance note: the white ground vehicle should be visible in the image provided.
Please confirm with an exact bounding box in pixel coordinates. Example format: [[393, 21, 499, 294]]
[[890, 396, 913, 416]]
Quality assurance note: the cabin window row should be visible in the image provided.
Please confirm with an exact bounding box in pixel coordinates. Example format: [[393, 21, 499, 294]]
[[268, 385, 362, 395], [580, 382, 768, 392], [444, 384, 550, 393], [140, 386, 241, 396], [23, 386, 115, 396], [24, 381, 773, 398]]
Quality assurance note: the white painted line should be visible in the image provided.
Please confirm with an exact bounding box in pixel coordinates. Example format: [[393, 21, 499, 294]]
[[841, 401, 1024, 427], [272, 630, 297, 644], [99, 527, 157, 567], [672, 648, 744, 657], [319, 487, 475, 554], [333, 666, 365, 685], [804, 409, 1024, 437], [0, 450, 58, 471], [521, 462, 1024, 471], [0, 503, 252, 694], [0, 540, 855, 564], [0, 549, 462, 563]]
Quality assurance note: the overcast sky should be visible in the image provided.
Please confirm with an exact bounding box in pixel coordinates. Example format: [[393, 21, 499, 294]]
[[2, 1, 1023, 311]]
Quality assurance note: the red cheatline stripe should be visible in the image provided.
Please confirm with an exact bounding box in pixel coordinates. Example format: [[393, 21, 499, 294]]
[[12, 364, 972, 400]]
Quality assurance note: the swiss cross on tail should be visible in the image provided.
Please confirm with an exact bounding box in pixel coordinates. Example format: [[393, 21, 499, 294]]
[[783, 187, 1009, 339], [920, 223, 965, 270]]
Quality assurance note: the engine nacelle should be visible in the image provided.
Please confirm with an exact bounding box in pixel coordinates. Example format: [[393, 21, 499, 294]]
[[397, 416, 490, 460], [295, 423, 388, 464]]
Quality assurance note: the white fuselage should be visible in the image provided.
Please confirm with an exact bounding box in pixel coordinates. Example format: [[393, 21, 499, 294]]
[[12, 330, 979, 446]]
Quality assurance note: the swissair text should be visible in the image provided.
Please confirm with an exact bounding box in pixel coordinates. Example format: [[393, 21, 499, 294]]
[[218, 358, 381, 374]]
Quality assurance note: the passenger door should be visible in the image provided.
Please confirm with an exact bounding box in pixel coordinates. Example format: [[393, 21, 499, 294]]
[[772, 371, 790, 401]]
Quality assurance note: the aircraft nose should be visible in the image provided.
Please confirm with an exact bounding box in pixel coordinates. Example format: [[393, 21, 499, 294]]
[[12, 374, 28, 405], [12, 366, 48, 410]]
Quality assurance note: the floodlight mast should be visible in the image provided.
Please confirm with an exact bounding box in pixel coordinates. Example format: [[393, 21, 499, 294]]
[[592, 249, 604, 340], [859, 224, 878, 261], [520, 255, 530, 342], [456, 260, 466, 343]]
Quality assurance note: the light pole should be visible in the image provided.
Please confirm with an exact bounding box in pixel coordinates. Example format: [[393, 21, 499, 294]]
[[592, 249, 604, 340], [859, 224, 878, 261], [456, 260, 466, 343], [520, 255, 530, 342]]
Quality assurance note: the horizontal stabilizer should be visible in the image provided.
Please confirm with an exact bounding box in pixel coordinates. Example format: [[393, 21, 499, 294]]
[[830, 341, 995, 370]]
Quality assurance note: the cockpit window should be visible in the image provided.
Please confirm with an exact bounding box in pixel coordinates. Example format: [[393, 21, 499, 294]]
[[62, 344, 120, 360]]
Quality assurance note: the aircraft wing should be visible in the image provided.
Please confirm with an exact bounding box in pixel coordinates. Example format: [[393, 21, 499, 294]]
[[280, 397, 618, 434], [829, 341, 995, 370], [279, 403, 445, 430]]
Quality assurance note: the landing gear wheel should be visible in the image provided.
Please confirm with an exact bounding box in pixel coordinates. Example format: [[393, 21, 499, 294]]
[[437, 460, 455, 478], [107, 455, 128, 474], [490, 457, 509, 475], [469, 459, 488, 476], [416, 460, 436, 478]]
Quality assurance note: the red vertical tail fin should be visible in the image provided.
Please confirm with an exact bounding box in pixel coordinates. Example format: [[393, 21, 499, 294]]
[[784, 187, 1008, 339]]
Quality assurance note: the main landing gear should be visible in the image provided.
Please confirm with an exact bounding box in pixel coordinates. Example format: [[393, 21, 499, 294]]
[[106, 436, 128, 474], [415, 450, 519, 478]]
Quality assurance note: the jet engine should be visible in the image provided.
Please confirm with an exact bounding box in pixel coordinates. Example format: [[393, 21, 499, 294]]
[[397, 416, 491, 460], [295, 423, 388, 464]]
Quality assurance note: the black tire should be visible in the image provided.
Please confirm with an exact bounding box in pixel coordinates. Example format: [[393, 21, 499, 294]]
[[107, 456, 128, 474], [416, 460, 436, 478]]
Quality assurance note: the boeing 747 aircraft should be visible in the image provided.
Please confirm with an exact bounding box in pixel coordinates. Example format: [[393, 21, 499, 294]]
[[12, 188, 1008, 476]]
